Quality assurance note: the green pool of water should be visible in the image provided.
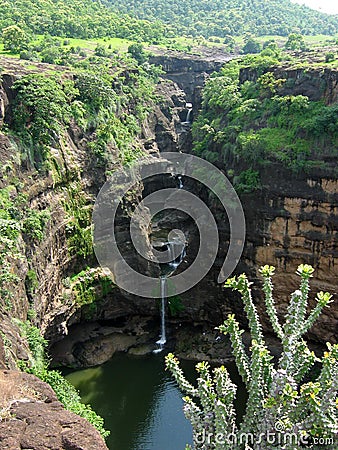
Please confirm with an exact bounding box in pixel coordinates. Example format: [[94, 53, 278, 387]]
[[65, 352, 246, 450]]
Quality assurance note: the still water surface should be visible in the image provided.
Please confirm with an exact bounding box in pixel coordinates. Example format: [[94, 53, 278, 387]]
[[65, 352, 246, 450], [65, 353, 194, 450]]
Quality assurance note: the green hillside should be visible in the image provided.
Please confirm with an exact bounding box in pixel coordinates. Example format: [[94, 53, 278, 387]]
[[0, 0, 167, 43], [106, 0, 338, 37]]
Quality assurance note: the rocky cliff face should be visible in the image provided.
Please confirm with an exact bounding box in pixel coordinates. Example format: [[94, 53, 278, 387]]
[[149, 51, 227, 111], [240, 65, 338, 105], [0, 370, 108, 450], [0, 59, 190, 446], [165, 62, 338, 347], [0, 53, 337, 387], [239, 166, 338, 343], [0, 61, 188, 365]]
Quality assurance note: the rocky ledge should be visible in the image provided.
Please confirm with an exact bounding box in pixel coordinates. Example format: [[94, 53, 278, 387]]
[[0, 370, 108, 450]]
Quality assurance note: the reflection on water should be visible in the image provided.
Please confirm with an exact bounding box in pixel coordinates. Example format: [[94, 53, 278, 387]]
[[65, 352, 247, 450], [65, 353, 194, 450]]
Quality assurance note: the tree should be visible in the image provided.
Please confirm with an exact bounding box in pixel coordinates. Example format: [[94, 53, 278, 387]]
[[242, 37, 261, 54], [94, 44, 108, 57], [127, 43, 147, 64], [223, 35, 236, 52], [285, 33, 306, 51], [2, 25, 28, 53], [325, 52, 335, 63], [166, 265, 337, 450]]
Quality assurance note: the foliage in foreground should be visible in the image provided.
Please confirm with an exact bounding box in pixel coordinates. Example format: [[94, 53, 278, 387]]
[[166, 265, 337, 449], [15, 320, 109, 439]]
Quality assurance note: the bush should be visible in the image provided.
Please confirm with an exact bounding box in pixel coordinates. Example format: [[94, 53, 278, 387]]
[[12, 74, 71, 165], [166, 265, 337, 449], [2, 25, 29, 53], [233, 169, 261, 193], [325, 52, 335, 63], [94, 44, 108, 57], [285, 33, 306, 51], [16, 320, 110, 438], [128, 43, 147, 64], [242, 38, 261, 54]]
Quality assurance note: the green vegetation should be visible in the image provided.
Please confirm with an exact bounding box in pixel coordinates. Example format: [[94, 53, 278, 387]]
[[12, 74, 73, 167], [242, 37, 262, 55], [0, 187, 49, 310], [168, 295, 185, 316], [5, 44, 161, 168], [69, 267, 113, 306], [15, 319, 110, 438], [192, 50, 338, 183], [285, 32, 306, 50], [106, 0, 338, 38], [63, 182, 94, 260], [2, 25, 28, 52], [166, 265, 337, 449], [0, 0, 167, 43], [0, 10, 163, 313], [25, 269, 38, 295]]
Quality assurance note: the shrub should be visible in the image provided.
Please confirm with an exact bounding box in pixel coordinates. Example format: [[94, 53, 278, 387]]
[[233, 169, 261, 193], [12, 74, 71, 165], [128, 43, 147, 64], [285, 33, 306, 51], [325, 52, 335, 63], [2, 25, 29, 53], [166, 265, 337, 449], [242, 38, 261, 55], [15, 320, 109, 438]]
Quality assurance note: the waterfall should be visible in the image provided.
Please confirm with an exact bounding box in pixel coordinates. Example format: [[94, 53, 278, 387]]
[[168, 241, 185, 271], [153, 241, 186, 353], [158, 276, 167, 345], [181, 103, 193, 125], [185, 108, 192, 123], [153, 276, 167, 353], [182, 108, 192, 125]]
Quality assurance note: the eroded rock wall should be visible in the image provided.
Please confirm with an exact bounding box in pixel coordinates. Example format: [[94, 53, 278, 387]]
[[0, 54, 337, 369], [0, 67, 188, 369], [0, 370, 108, 450]]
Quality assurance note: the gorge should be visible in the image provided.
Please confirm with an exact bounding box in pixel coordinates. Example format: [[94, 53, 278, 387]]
[[0, 47, 337, 448]]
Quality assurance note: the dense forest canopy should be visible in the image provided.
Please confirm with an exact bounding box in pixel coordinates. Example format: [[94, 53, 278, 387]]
[[1, 0, 338, 44], [0, 0, 167, 42], [106, 0, 338, 37]]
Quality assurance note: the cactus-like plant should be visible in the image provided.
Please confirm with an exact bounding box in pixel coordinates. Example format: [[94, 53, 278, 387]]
[[165, 265, 337, 449]]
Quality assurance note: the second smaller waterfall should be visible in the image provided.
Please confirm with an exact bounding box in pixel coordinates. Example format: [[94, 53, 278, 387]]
[[181, 102, 193, 126], [168, 240, 186, 271]]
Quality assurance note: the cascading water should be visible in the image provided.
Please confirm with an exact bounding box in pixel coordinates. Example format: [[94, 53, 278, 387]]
[[153, 169, 186, 353], [153, 276, 167, 353], [181, 103, 193, 126], [157, 277, 167, 343], [185, 109, 192, 123], [182, 109, 192, 125], [168, 240, 186, 271], [153, 240, 186, 353]]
